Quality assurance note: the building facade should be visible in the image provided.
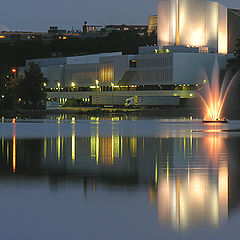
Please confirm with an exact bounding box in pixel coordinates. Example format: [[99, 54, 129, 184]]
[[157, 0, 228, 54], [148, 15, 158, 35]]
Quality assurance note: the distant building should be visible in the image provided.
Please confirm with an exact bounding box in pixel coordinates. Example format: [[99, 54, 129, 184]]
[[48, 26, 66, 34], [82, 21, 103, 33], [148, 15, 157, 35], [105, 25, 148, 35]]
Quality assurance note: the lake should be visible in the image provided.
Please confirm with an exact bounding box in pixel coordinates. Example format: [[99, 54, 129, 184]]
[[0, 117, 240, 240]]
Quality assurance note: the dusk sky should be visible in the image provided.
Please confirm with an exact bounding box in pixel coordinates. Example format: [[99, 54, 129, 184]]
[[1, 0, 240, 32]]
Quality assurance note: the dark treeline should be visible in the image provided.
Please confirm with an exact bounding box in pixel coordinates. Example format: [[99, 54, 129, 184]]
[[0, 31, 157, 68], [0, 31, 156, 110]]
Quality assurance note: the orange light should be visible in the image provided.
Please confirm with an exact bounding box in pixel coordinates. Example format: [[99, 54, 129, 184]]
[[12, 68, 16, 73], [12, 120, 16, 173]]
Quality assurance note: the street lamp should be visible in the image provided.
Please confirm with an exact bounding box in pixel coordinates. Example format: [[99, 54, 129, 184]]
[[71, 82, 76, 88], [57, 82, 61, 89], [95, 80, 99, 91], [111, 82, 114, 91]]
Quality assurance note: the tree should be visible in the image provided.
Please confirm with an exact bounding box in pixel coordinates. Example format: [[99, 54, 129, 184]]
[[18, 62, 46, 109], [222, 37, 240, 76]]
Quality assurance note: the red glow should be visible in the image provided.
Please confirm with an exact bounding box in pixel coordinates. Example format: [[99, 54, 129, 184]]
[[11, 68, 16, 73]]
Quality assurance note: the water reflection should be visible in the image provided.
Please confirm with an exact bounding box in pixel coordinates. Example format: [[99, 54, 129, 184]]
[[0, 121, 239, 232]]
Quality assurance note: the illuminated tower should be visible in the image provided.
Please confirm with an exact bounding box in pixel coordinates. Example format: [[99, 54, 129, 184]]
[[157, 0, 228, 54]]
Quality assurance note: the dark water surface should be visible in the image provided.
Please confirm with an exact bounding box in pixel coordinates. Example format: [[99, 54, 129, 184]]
[[0, 117, 240, 240]]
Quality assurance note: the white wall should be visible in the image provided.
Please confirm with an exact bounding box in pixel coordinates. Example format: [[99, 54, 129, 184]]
[[172, 53, 232, 85]]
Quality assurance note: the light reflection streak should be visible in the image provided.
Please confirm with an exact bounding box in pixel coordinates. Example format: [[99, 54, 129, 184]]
[[44, 137, 47, 160], [12, 123, 16, 173], [151, 134, 229, 231], [72, 124, 75, 165], [6, 142, 9, 164], [57, 132, 61, 164]]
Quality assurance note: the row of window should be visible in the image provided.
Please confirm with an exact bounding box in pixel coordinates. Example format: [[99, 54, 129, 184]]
[[137, 70, 172, 84], [137, 58, 172, 68]]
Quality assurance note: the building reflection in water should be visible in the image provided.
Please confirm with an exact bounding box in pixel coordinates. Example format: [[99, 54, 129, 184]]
[[0, 119, 234, 231], [150, 133, 228, 231]]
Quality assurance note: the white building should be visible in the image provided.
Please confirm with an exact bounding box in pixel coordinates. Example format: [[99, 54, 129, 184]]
[[157, 0, 228, 53]]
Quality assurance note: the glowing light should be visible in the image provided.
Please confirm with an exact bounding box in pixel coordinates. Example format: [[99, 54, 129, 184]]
[[71, 82, 76, 88], [190, 28, 204, 46], [72, 125, 75, 165], [11, 68, 16, 73], [71, 117, 75, 124], [155, 160, 158, 185], [200, 61, 235, 121], [0, 36, 5, 39], [12, 123, 16, 173]]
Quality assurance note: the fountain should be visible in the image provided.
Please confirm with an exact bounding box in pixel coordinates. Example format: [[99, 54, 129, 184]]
[[200, 60, 237, 123]]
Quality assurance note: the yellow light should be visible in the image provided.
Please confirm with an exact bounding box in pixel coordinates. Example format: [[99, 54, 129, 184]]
[[190, 93, 193, 97], [43, 82, 47, 87], [155, 160, 158, 185], [95, 80, 99, 85], [0, 36, 5, 39], [72, 126, 75, 165], [13, 124, 16, 173], [63, 37, 67, 40], [165, 49, 170, 53], [204, 79, 207, 83], [12, 68, 16, 73], [71, 82, 76, 88], [57, 82, 60, 88]]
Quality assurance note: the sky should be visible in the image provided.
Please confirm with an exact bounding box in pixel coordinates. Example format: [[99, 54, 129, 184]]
[[1, 0, 240, 32]]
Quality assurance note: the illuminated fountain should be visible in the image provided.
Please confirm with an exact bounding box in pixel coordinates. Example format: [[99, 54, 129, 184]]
[[200, 60, 237, 123]]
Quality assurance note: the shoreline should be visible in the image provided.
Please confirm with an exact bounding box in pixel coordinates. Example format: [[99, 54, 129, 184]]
[[0, 107, 203, 118], [1, 106, 239, 119]]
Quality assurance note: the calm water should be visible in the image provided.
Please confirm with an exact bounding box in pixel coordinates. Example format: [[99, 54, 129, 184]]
[[0, 117, 240, 240]]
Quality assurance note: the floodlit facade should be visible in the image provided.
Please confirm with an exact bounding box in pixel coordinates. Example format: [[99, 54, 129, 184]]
[[19, 49, 232, 106], [157, 0, 228, 54]]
